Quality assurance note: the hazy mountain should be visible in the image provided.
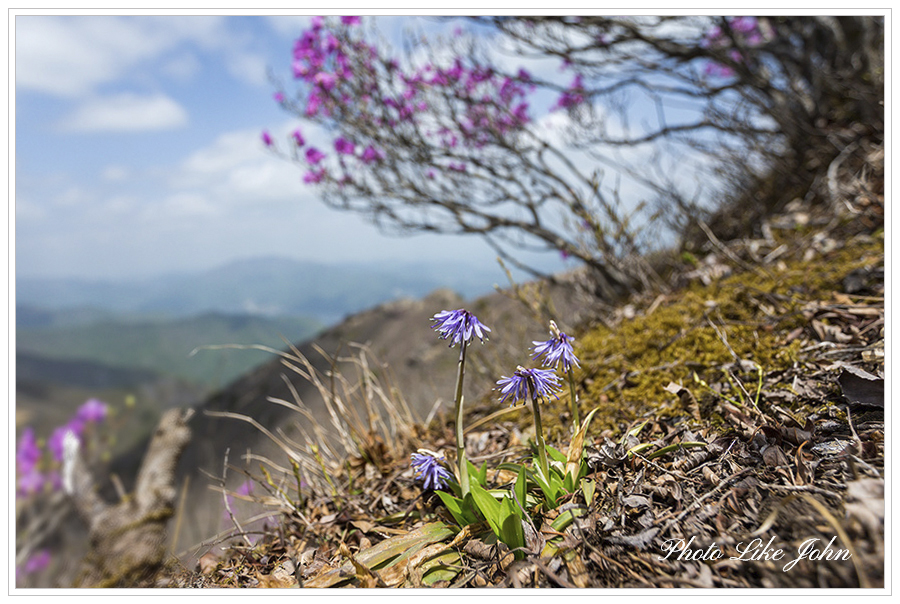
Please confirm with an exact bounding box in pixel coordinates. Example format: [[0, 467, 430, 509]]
[[17, 257, 503, 325], [17, 310, 322, 390]]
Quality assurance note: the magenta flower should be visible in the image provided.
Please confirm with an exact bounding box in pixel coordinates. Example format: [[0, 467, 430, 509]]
[[341, 16, 361, 26], [306, 92, 322, 117], [16, 428, 41, 474], [431, 309, 491, 347], [303, 169, 325, 184], [48, 421, 83, 462], [305, 147, 326, 164], [314, 71, 338, 91], [334, 137, 355, 155], [310, 16, 323, 30], [273, 91, 285, 103], [76, 398, 107, 424], [410, 450, 453, 491], [496, 366, 561, 407], [361, 145, 383, 164], [17, 467, 44, 497], [261, 130, 273, 147], [292, 128, 305, 146], [23, 550, 51, 575]]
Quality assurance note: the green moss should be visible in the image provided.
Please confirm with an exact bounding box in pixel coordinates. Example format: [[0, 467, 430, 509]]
[[531, 235, 883, 438]]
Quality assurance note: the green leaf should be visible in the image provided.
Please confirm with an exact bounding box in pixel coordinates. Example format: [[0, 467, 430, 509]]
[[420, 550, 462, 585], [469, 482, 503, 536], [550, 506, 587, 532], [514, 466, 528, 515], [626, 442, 655, 458], [545, 444, 567, 464], [529, 466, 560, 508], [498, 497, 526, 559], [305, 521, 455, 587], [465, 459, 489, 487], [581, 478, 596, 507], [435, 491, 479, 526]]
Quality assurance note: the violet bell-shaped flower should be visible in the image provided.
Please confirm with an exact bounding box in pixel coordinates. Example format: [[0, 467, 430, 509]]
[[410, 450, 452, 491], [496, 366, 561, 407], [532, 322, 580, 372], [431, 309, 491, 347]]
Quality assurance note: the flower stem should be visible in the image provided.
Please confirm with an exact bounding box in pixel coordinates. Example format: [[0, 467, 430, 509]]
[[567, 369, 580, 429], [530, 393, 550, 481], [453, 342, 470, 497]]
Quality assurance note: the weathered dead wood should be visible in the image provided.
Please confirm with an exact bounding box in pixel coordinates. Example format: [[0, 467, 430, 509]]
[[65, 408, 194, 587]]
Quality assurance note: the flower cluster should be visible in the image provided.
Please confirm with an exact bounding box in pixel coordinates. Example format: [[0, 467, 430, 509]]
[[16, 398, 108, 497], [496, 366, 562, 407], [701, 17, 769, 78], [552, 74, 586, 111], [410, 450, 453, 491], [532, 325, 580, 372], [431, 309, 491, 347], [271, 16, 538, 189]]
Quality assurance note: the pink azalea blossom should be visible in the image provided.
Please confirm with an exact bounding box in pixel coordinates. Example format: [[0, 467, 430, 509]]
[[303, 169, 326, 183], [334, 137, 355, 155], [361, 146, 384, 164], [305, 147, 326, 164]]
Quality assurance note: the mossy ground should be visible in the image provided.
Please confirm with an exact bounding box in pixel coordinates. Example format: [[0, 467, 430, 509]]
[[529, 231, 884, 441]]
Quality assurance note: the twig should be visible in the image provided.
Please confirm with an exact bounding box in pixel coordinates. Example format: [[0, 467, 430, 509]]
[[698, 220, 770, 277], [221, 449, 253, 549]]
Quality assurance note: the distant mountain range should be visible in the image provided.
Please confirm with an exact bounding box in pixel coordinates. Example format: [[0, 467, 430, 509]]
[[17, 309, 323, 390], [16, 257, 503, 326]]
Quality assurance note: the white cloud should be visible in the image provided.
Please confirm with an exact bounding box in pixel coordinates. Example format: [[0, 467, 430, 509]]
[[60, 93, 189, 132], [169, 122, 315, 214], [153, 192, 218, 219], [101, 165, 131, 181], [264, 16, 313, 37], [225, 52, 269, 87], [161, 52, 202, 81], [15, 16, 232, 97]]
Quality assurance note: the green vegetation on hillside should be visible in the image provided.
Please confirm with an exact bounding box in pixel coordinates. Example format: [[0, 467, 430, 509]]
[[17, 312, 322, 390]]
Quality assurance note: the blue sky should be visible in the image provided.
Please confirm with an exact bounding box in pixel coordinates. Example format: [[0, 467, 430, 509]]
[[15, 14, 573, 281]]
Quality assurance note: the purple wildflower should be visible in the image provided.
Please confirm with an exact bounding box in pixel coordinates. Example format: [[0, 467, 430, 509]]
[[305, 147, 326, 165], [341, 16, 361, 26], [273, 91, 285, 103], [431, 309, 491, 347], [17, 467, 44, 497], [292, 128, 305, 146], [23, 550, 51, 575], [532, 325, 580, 372], [48, 422, 83, 462], [16, 428, 41, 474], [496, 366, 561, 407], [76, 398, 107, 424], [261, 130, 273, 147], [410, 450, 452, 491]]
